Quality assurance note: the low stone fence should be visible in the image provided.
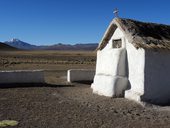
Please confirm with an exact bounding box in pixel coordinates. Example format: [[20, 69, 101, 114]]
[[0, 70, 45, 84], [67, 69, 95, 83]]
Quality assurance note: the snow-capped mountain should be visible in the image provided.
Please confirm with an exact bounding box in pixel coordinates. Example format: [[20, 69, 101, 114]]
[[3, 38, 38, 50], [3, 38, 98, 51], [0, 42, 17, 51]]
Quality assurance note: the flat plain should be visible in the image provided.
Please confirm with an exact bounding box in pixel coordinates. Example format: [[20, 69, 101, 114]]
[[0, 50, 170, 128]]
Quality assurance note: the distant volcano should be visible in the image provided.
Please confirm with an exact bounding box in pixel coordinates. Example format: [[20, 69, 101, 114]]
[[3, 38, 98, 51], [3, 38, 37, 50], [0, 42, 18, 51]]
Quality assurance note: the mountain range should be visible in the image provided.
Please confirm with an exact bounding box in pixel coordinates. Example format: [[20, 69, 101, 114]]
[[3, 38, 98, 51], [4, 39, 37, 50], [0, 42, 17, 51]]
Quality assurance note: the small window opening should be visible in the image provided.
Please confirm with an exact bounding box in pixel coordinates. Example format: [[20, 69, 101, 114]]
[[112, 39, 122, 48]]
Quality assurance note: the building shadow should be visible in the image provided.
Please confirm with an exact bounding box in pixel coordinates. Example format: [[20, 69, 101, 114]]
[[141, 50, 170, 106], [125, 50, 131, 91]]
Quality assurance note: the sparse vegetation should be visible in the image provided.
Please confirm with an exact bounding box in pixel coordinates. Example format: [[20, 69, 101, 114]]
[[0, 51, 96, 69], [0, 120, 18, 127]]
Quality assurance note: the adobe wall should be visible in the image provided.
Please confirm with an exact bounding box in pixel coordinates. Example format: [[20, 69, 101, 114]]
[[0, 70, 45, 84], [125, 41, 145, 94], [143, 50, 170, 105], [91, 28, 128, 97], [67, 69, 95, 82], [125, 41, 145, 103], [125, 42, 170, 105]]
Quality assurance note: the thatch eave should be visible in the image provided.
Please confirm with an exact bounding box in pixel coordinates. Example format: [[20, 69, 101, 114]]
[[98, 18, 170, 51]]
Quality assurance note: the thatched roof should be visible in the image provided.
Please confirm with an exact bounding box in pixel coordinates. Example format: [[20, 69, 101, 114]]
[[98, 18, 170, 50]]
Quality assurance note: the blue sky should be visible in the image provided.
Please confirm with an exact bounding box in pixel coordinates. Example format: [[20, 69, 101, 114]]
[[0, 0, 170, 45]]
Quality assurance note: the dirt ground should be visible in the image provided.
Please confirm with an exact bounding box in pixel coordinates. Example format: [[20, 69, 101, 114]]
[[0, 51, 170, 128]]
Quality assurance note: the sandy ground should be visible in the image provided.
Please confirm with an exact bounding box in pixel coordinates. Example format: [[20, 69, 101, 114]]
[[0, 51, 170, 128]]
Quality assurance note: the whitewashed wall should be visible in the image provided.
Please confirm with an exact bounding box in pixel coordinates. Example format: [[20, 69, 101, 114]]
[[125, 41, 145, 103], [125, 41, 145, 94], [0, 70, 45, 84], [91, 28, 128, 97], [143, 50, 170, 105], [125, 41, 170, 105], [67, 69, 95, 82]]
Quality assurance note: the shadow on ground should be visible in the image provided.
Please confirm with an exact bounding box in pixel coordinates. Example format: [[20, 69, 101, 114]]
[[72, 80, 93, 85], [0, 83, 75, 88]]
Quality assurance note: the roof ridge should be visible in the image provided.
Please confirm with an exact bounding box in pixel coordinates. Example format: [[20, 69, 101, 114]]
[[98, 18, 170, 50]]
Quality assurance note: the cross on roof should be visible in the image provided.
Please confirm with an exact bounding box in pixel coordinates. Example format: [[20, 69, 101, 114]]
[[113, 8, 119, 18]]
